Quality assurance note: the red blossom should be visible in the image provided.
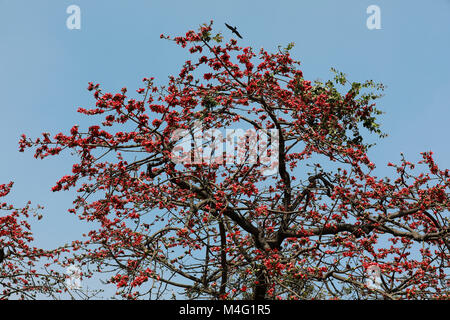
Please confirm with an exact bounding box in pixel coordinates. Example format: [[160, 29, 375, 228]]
[[16, 21, 449, 300]]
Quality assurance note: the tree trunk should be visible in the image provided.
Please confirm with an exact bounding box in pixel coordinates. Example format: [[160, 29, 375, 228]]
[[253, 268, 267, 300]]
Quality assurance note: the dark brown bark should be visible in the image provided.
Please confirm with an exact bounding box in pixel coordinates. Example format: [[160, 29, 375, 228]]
[[219, 220, 228, 296], [253, 268, 268, 300]]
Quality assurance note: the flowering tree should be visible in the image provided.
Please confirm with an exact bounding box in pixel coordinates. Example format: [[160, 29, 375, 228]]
[[18, 21, 449, 300], [0, 182, 65, 299]]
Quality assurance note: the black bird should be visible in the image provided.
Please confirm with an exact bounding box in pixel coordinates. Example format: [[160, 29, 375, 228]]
[[225, 23, 243, 39], [0, 248, 4, 263]]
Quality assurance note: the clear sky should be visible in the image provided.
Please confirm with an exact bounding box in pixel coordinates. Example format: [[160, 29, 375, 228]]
[[0, 0, 449, 267]]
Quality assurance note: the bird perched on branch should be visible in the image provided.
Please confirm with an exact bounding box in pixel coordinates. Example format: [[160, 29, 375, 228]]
[[0, 248, 4, 263], [225, 23, 243, 39]]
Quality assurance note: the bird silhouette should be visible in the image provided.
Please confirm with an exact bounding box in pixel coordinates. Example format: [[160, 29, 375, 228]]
[[0, 248, 4, 263], [225, 23, 243, 39]]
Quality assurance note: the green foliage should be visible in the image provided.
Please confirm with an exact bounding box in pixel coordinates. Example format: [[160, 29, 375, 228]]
[[299, 67, 387, 150]]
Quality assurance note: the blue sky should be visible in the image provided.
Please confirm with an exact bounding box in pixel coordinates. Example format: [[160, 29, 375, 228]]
[[0, 0, 449, 263]]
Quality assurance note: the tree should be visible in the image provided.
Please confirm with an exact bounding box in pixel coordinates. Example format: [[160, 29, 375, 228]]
[[0, 182, 66, 299], [18, 21, 449, 300]]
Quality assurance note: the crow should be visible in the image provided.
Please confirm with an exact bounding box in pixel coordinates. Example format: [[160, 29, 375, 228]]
[[225, 23, 243, 39]]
